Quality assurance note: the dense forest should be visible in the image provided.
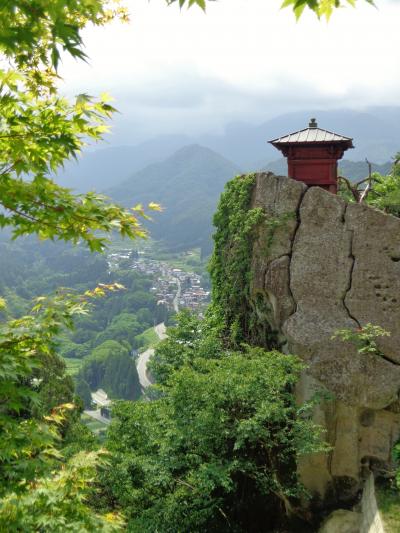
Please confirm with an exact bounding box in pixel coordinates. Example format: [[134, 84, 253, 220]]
[[0, 237, 171, 407]]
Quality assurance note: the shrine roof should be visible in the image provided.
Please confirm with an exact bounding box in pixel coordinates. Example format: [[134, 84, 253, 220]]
[[269, 119, 354, 147]]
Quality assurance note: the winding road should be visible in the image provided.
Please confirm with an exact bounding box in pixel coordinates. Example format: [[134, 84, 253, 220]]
[[84, 409, 111, 425], [136, 276, 180, 389], [136, 322, 167, 389], [172, 277, 181, 313]]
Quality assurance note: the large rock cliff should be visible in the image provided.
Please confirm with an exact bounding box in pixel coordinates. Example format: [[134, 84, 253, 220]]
[[231, 173, 400, 505]]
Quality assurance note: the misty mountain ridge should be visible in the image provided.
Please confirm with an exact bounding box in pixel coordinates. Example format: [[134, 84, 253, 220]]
[[55, 134, 191, 193], [106, 144, 241, 255], [225, 107, 400, 168], [55, 107, 399, 194], [105, 142, 395, 255]]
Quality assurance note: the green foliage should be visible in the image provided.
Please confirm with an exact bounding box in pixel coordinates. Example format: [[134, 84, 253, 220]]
[[0, 239, 157, 352], [281, 0, 375, 19], [62, 419, 98, 460], [75, 377, 93, 409], [376, 483, 400, 533], [81, 413, 109, 441], [135, 325, 159, 352], [0, 240, 111, 305], [0, 287, 126, 529], [168, 0, 374, 19], [63, 356, 84, 377], [0, 0, 138, 518], [0, 292, 83, 494], [332, 323, 390, 356], [62, 341, 90, 360], [0, 0, 362, 528], [209, 173, 265, 345], [0, 86, 149, 250], [338, 155, 400, 217], [0, 240, 156, 409], [149, 309, 224, 384], [0, 1, 129, 75], [0, 0, 158, 252], [94, 312, 141, 347], [0, 451, 123, 532], [167, 0, 207, 10], [392, 443, 400, 493], [365, 156, 400, 217], [105, 346, 325, 532], [208, 174, 291, 349]]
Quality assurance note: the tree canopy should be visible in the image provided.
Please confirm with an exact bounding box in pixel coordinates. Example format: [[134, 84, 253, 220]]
[[169, 0, 375, 19], [0, 288, 125, 530], [0, 1, 158, 251], [104, 313, 326, 531]]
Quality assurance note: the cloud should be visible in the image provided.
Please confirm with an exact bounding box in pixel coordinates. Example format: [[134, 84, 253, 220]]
[[58, 0, 400, 144]]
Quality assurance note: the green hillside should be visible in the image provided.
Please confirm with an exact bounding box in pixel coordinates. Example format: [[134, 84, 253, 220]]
[[107, 145, 241, 256]]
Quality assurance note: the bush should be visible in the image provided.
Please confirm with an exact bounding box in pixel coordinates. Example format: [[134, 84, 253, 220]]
[[104, 347, 325, 532]]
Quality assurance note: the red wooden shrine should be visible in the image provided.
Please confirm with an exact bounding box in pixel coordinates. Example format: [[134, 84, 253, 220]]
[[269, 118, 354, 194]]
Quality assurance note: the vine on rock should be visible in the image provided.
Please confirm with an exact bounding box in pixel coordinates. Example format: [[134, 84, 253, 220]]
[[209, 174, 264, 346]]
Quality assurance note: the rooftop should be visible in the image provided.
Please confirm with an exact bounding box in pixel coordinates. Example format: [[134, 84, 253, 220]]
[[269, 118, 354, 147], [91, 389, 111, 407]]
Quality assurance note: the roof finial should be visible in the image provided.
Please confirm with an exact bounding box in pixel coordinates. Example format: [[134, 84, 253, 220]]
[[309, 118, 318, 128]]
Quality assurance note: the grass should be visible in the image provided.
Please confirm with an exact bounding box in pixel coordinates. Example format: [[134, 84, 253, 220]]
[[136, 326, 160, 351], [106, 239, 208, 277], [63, 357, 83, 376], [154, 249, 206, 275], [143, 242, 207, 275], [376, 483, 400, 532]]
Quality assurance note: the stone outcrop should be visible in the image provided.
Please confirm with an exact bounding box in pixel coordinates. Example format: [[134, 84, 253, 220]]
[[249, 173, 400, 505]]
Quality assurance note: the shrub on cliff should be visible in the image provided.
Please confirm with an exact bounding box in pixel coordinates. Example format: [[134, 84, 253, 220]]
[[103, 316, 326, 532]]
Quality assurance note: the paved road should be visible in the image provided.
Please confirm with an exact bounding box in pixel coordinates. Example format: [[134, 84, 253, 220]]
[[137, 277, 179, 390], [155, 322, 167, 340], [136, 322, 167, 389], [172, 277, 181, 313], [84, 409, 111, 425]]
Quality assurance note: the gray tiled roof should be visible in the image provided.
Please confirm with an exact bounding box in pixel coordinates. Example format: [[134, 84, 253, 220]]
[[270, 127, 353, 145]]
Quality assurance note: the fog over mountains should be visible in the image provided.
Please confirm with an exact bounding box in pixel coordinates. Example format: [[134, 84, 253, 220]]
[[107, 145, 240, 255], [54, 107, 399, 254], [56, 107, 399, 194]]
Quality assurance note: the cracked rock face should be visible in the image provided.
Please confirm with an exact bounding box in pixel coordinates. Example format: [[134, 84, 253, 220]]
[[345, 204, 400, 365], [249, 173, 400, 503]]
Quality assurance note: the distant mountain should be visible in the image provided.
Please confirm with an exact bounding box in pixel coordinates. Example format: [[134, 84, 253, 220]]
[[106, 145, 241, 256], [55, 135, 191, 193], [262, 158, 393, 181], [338, 160, 392, 181], [54, 107, 400, 195], [261, 159, 287, 176], [197, 108, 400, 168]]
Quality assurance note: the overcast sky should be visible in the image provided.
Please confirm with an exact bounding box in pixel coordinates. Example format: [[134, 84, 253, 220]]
[[59, 0, 400, 145]]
